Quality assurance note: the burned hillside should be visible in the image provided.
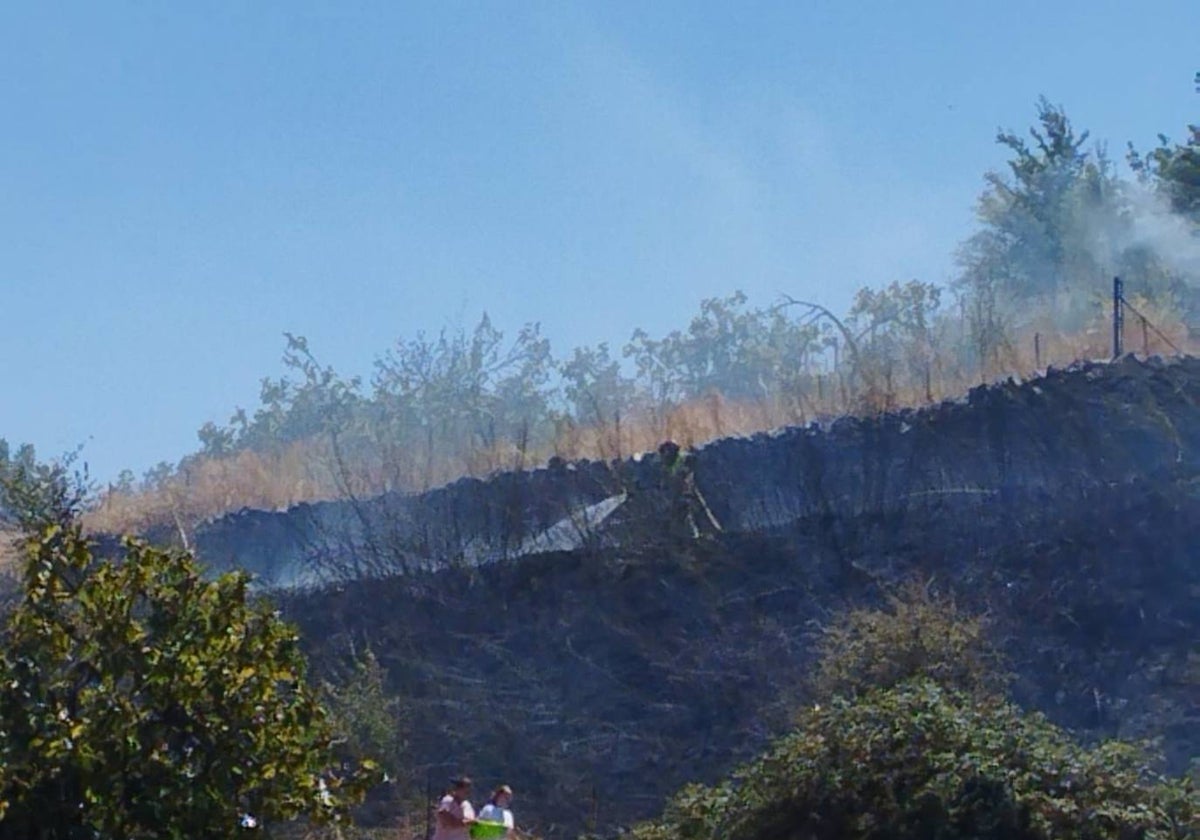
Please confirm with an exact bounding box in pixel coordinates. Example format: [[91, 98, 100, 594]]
[[249, 355, 1200, 837]]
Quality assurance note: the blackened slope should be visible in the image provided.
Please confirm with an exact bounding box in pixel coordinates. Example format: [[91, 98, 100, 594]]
[[283, 473, 1200, 838], [194, 455, 623, 584], [695, 355, 1200, 532]]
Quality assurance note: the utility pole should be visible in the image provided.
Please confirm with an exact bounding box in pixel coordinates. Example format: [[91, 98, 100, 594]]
[[1112, 276, 1124, 359]]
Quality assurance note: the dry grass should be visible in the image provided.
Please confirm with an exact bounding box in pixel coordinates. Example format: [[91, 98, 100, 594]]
[[86, 443, 331, 536], [83, 313, 1198, 540]]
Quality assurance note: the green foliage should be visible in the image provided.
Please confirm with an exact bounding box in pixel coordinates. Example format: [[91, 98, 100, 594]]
[[159, 295, 841, 501], [624, 291, 827, 408], [321, 648, 406, 773], [1129, 126, 1200, 221], [972, 97, 1097, 299], [86, 97, 1198, 516], [957, 98, 1121, 316], [629, 680, 1198, 840], [631, 584, 1197, 839], [0, 441, 87, 531], [559, 342, 636, 431], [812, 580, 1007, 701], [848, 281, 943, 404], [0, 523, 377, 838], [955, 96, 1190, 338], [372, 314, 554, 461], [234, 332, 366, 456]]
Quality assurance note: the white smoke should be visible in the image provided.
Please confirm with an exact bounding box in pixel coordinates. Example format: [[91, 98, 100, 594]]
[[1118, 183, 1200, 281]]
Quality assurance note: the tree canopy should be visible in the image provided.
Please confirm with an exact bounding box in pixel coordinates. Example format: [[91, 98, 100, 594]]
[[0, 521, 376, 838]]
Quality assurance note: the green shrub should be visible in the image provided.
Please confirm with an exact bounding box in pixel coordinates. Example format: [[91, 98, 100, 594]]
[[322, 648, 406, 773], [812, 579, 1007, 701], [632, 585, 1196, 840], [629, 679, 1197, 840]]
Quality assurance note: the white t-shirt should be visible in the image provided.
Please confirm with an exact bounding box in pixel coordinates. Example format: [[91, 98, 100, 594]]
[[477, 803, 514, 830], [433, 794, 476, 840]]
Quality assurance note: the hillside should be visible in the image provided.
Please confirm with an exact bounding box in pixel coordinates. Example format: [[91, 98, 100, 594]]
[[175, 355, 1200, 583], [215, 354, 1200, 837]]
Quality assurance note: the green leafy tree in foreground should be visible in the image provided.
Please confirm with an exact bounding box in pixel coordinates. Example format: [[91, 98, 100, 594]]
[[629, 584, 1198, 840], [0, 523, 377, 839]]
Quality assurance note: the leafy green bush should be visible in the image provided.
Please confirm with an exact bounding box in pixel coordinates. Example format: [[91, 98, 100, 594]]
[[630, 584, 1197, 840], [322, 648, 406, 771], [629, 679, 1197, 840], [812, 579, 1007, 701], [0, 523, 378, 839]]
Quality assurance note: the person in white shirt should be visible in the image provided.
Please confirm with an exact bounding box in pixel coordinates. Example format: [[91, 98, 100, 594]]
[[433, 776, 476, 840], [476, 784, 516, 838]]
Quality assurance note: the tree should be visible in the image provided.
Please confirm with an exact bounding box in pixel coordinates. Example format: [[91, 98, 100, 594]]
[[952, 234, 1020, 380], [319, 647, 409, 827], [559, 342, 637, 458], [954, 98, 1114, 320], [1122, 70, 1200, 219], [0, 442, 87, 532], [847, 281, 943, 405], [372, 314, 555, 483], [1128, 125, 1200, 221], [624, 292, 826, 420], [950, 97, 1200, 375], [953, 98, 1194, 338], [259, 333, 365, 451], [0, 522, 377, 838]]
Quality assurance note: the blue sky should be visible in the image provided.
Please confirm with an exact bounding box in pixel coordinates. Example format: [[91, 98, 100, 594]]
[[1, 1, 1196, 483]]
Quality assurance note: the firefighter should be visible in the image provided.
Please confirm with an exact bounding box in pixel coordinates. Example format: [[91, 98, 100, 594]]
[[655, 440, 722, 539]]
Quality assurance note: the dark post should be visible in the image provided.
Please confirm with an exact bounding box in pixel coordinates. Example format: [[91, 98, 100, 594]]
[[1034, 332, 1041, 369], [1141, 316, 1149, 356], [426, 768, 436, 840], [1112, 277, 1124, 359], [832, 337, 844, 410]]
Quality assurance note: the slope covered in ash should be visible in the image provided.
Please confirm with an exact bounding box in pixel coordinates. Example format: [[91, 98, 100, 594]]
[[268, 355, 1199, 838]]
